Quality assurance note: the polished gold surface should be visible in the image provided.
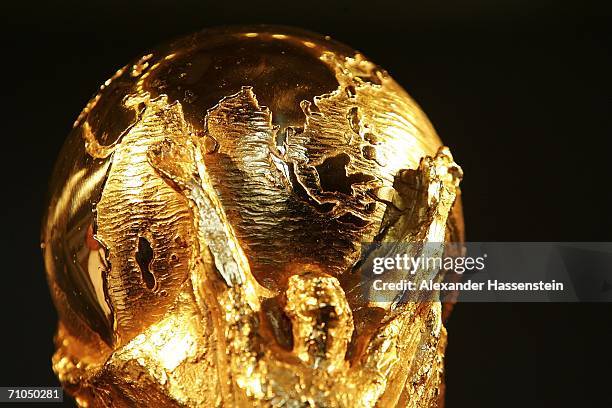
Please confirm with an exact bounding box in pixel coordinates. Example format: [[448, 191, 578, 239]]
[[42, 26, 463, 407]]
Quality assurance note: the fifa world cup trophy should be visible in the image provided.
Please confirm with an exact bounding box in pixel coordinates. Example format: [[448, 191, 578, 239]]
[[42, 26, 463, 407]]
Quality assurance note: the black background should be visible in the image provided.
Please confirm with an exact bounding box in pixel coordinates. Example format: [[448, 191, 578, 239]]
[[2, 0, 611, 406]]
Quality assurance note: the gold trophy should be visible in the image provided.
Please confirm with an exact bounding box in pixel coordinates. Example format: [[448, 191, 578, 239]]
[[42, 26, 463, 407]]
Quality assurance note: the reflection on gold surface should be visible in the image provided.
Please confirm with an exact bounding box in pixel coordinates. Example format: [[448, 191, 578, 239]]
[[42, 25, 463, 407]]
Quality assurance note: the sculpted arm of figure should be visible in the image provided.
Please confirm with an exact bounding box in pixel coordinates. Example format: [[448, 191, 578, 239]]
[[148, 136, 267, 405], [351, 148, 462, 407]]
